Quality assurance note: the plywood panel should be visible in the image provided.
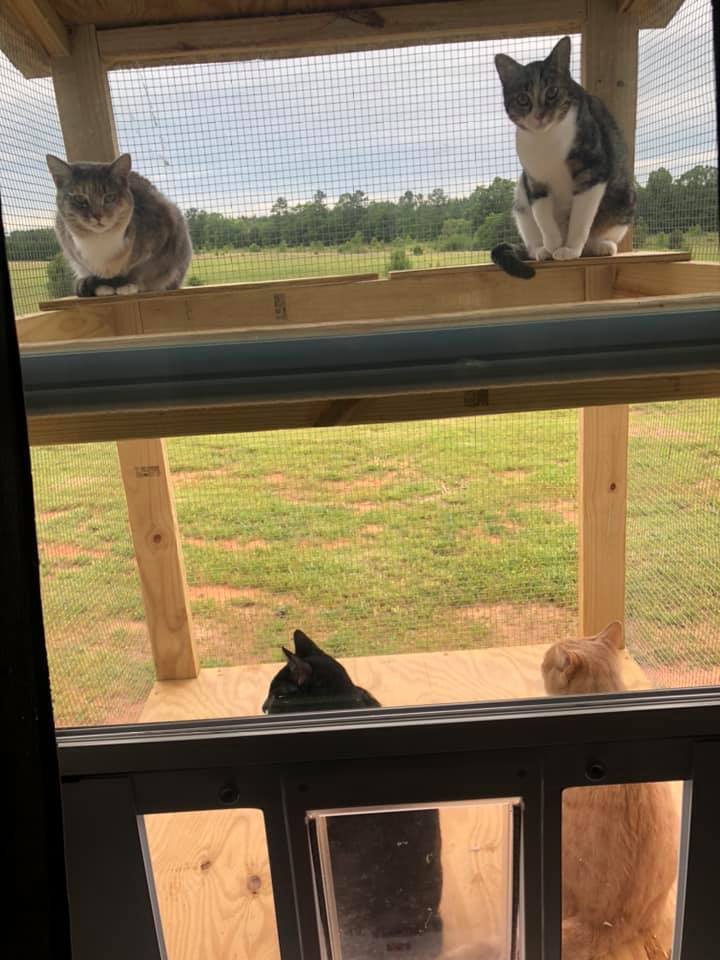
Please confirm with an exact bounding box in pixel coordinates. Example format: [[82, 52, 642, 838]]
[[615, 261, 720, 296], [141, 645, 669, 960]]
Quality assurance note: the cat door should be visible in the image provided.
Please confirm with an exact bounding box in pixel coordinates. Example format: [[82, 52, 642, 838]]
[[307, 798, 523, 960]]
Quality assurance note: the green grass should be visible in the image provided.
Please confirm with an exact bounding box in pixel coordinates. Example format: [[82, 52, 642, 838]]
[[31, 401, 720, 727]]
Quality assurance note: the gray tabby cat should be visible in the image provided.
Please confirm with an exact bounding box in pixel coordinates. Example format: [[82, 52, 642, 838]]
[[46, 153, 191, 297], [491, 36, 635, 280]]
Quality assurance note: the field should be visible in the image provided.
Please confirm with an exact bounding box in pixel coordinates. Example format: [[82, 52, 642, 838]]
[[31, 401, 720, 727], [8, 231, 720, 317]]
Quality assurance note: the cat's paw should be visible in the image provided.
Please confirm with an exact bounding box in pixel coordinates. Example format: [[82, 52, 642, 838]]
[[585, 239, 618, 256], [116, 283, 139, 296], [552, 246, 583, 261], [94, 285, 116, 297], [534, 246, 554, 261]]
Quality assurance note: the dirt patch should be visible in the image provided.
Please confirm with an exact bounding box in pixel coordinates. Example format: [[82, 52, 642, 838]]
[[189, 584, 263, 604], [455, 601, 576, 644], [496, 469, 529, 482], [361, 524, 383, 536], [266, 473, 286, 485], [45, 541, 109, 561], [37, 508, 71, 522], [172, 467, 231, 483], [185, 536, 268, 552], [350, 501, 379, 514], [325, 471, 400, 493], [629, 423, 693, 442], [475, 529, 502, 545], [296, 538, 352, 551], [545, 500, 578, 524]]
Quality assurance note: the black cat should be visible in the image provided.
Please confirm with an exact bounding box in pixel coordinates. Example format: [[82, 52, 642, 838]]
[[264, 630, 443, 960]]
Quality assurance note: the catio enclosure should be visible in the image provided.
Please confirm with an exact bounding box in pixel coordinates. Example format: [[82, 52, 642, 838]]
[[2, 2, 719, 960]]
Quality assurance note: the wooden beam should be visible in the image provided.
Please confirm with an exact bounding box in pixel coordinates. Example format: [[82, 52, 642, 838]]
[[51, 25, 118, 162], [579, 405, 629, 640], [5, 0, 70, 57], [0, 5, 50, 79], [25, 371, 720, 447], [96, 0, 588, 69], [50, 24, 198, 681], [116, 439, 199, 681], [618, 0, 686, 29], [582, 0, 639, 255]]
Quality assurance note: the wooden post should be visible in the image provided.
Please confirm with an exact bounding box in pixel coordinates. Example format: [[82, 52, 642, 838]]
[[582, 0, 639, 253], [578, 1, 638, 640], [578, 406, 629, 637], [51, 26, 198, 679]]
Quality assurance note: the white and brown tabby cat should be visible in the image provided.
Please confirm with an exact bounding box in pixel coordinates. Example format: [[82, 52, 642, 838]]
[[543, 622, 679, 960], [492, 36, 635, 279], [47, 153, 191, 297]]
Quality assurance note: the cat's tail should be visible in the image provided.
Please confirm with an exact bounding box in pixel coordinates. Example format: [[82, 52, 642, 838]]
[[491, 242, 535, 280]]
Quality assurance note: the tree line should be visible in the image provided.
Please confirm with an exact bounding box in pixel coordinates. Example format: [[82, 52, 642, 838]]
[[7, 164, 717, 260]]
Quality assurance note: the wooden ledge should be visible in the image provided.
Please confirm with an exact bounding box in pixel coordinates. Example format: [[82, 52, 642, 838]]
[[39, 271, 380, 312], [388, 249, 691, 280], [38, 252, 692, 312]]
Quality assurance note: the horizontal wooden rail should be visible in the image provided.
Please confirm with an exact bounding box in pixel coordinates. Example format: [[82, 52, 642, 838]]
[[25, 371, 720, 446], [18, 253, 704, 348], [96, 0, 587, 69]]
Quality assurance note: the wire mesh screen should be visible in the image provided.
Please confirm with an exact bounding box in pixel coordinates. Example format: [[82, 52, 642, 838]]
[[30, 443, 151, 727], [107, 35, 580, 286], [634, 0, 718, 258], [30, 412, 578, 727], [625, 399, 720, 688], [0, 38, 64, 316]]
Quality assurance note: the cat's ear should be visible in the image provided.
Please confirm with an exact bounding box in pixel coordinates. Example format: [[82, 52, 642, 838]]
[[546, 36, 571, 73], [293, 629, 321, 658], [282, 646, 313, 686], [46, 154, 71, 187], [596, 621, 624, 650], [553, 644, 582, 681], [494, 53, 524, 88], [111, 153, 132, 179]]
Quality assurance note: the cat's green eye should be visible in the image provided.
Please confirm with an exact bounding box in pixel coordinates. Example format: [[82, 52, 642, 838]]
[[70, 195, 88, 208], [104, 193, 117, 204], [515, 93, 531, 109], [546, 86, 559, 101]]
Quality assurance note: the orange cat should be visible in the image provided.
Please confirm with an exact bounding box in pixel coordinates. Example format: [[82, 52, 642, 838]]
[[542, 622, 679, 960]]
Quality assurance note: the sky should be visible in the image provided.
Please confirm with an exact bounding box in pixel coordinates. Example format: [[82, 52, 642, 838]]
[[0, 0, 716, 231]]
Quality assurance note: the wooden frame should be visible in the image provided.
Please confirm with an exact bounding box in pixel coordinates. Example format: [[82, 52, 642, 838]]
[[0, 1, 689, 79]]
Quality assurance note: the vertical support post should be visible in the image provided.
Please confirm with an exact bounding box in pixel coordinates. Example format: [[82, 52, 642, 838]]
[[50, 26, 197, 679], [578, 405, 629, 638], [577, 2, 638, 641], [582, 0, 639, 253], [117, 440, 198, 679]]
